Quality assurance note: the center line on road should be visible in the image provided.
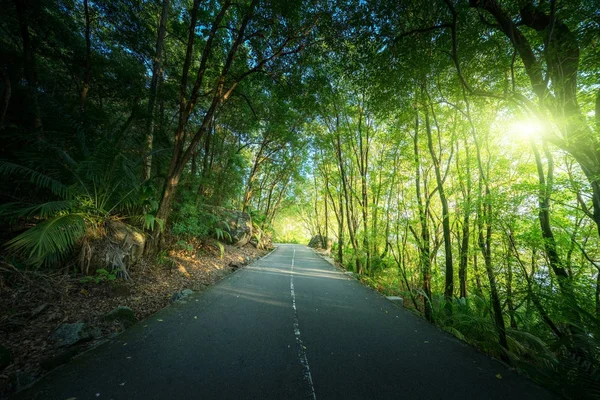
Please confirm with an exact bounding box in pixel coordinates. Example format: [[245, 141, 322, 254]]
[[290, 248, 317, 400]]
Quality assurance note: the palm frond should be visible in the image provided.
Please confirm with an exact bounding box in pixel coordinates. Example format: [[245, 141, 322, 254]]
[[0, 160, 70, 198], [0, 200, 76, 220], [5, 213, 87, 267]]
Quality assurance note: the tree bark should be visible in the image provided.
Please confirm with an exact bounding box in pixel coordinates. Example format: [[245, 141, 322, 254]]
[[80, 0, 92, 116], [413, 110, 433, 321], [144, 0, 170, 180], [457, 137, 471, 299], [14, 0, 42, 131], [474, 131, 509, 354], [424, 103, 454, 303], [334, 114, 362, 274]]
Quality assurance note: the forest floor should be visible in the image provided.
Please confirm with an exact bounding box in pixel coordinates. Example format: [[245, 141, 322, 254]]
[[0, 239, 268, 397]]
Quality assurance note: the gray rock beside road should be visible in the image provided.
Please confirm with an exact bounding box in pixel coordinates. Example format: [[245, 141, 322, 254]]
[[171, 289, 194, 302], [49, 323, 100, 347]]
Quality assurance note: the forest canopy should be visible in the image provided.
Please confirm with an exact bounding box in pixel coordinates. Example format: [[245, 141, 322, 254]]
[[1, 0, 600, 397]]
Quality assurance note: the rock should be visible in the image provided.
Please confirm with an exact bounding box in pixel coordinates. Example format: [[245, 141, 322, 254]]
[[386, 296, 404, 307], [0, 345, 12, 370], [206, 206, 253, 247], [308, 235, 333, 250], [80, 220, 145, 277], [49, 323, 97, 347], [229, 262, 243, 270], [171, 289, 194, 302], [102, 306, 136, 328]]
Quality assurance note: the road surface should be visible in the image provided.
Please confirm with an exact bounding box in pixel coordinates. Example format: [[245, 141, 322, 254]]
[[13, 244, 556, 399]]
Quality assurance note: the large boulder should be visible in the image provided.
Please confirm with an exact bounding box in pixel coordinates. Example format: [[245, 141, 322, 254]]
[[49, 322, 100, 347], [308, 235, 332, 250], [79, 220, 145, 278], [207, 206, 253, 247]]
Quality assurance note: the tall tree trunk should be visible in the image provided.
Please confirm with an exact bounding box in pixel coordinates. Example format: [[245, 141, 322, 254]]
[[156, 0, 236, 228], [243, 140, 266, 212], [474, 133, 509, 354], [14, 0, 42, 131], [424, 104, 454, 303], [413, 111, 433, 321], [457, 137, 471, 299], [144, 0, 170, 180], [80, 0, 92, 116], [358, 110, 371, 274], [505, 240, 517, 329], [335, 116, 362, 274], [531, 141, 571, 285], [0, 68, 11, 128]]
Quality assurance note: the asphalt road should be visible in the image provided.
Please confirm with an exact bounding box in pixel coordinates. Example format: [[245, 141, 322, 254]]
[[14, 244, 556, 399]]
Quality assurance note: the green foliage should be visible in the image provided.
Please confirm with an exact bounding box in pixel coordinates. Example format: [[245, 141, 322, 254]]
[[0, 137, 148, 267], [214, 228, 232, 243], [79, 268, 117, 284], [215, 241, 225, 259], [175, 240, 194, 253], [5, 214, 88, 267], [171, 204, 214, 239]]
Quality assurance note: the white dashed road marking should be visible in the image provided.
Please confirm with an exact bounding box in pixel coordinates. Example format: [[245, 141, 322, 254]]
[[290, 248, 317, 400]]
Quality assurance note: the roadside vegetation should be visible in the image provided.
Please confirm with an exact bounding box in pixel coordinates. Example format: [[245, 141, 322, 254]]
[[1, 0, 599, 398]]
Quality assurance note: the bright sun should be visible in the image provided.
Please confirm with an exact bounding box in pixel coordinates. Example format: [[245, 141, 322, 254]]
[[508, 119, 542, 140]]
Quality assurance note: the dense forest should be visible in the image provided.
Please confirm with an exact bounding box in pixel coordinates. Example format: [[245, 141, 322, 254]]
[[1, 0, 600, 398]]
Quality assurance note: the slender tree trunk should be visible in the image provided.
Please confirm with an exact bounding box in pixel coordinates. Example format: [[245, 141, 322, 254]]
[[14, 0, 42, 131], [413, 111, 433, 321], [381, 153, 398, 259], [144, 0, 170, 180], [531, 141, 571, 286], [474, 134, 509, 354], [338, 186, 344, 263], [324, 180, 329, 251], [424, 105, 454, 303], [0, 68, 11, 128], [80, 0, 92, 116], [335, 117, 362, 273], [458, 138, 471, 299], [505, 227, 563, 337], [505, 241, 517, 329], [358, 111, 371, 274]]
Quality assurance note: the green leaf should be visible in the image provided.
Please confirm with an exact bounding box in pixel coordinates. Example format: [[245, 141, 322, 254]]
[[0, 160, 70, 198], [5, 214, 87, 267]]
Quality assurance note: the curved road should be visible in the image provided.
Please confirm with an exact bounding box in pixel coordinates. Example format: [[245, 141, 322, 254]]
[[14, 244, 556, 399]]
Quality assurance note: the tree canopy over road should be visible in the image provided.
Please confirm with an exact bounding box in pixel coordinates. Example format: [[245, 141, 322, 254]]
[[1, 0, 600, 397]]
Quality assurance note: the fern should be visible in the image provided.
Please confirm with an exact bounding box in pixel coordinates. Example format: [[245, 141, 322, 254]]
[[214, 227, 232, 242], [5, 213, 88, 267], [216, 241, 225, 259]]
